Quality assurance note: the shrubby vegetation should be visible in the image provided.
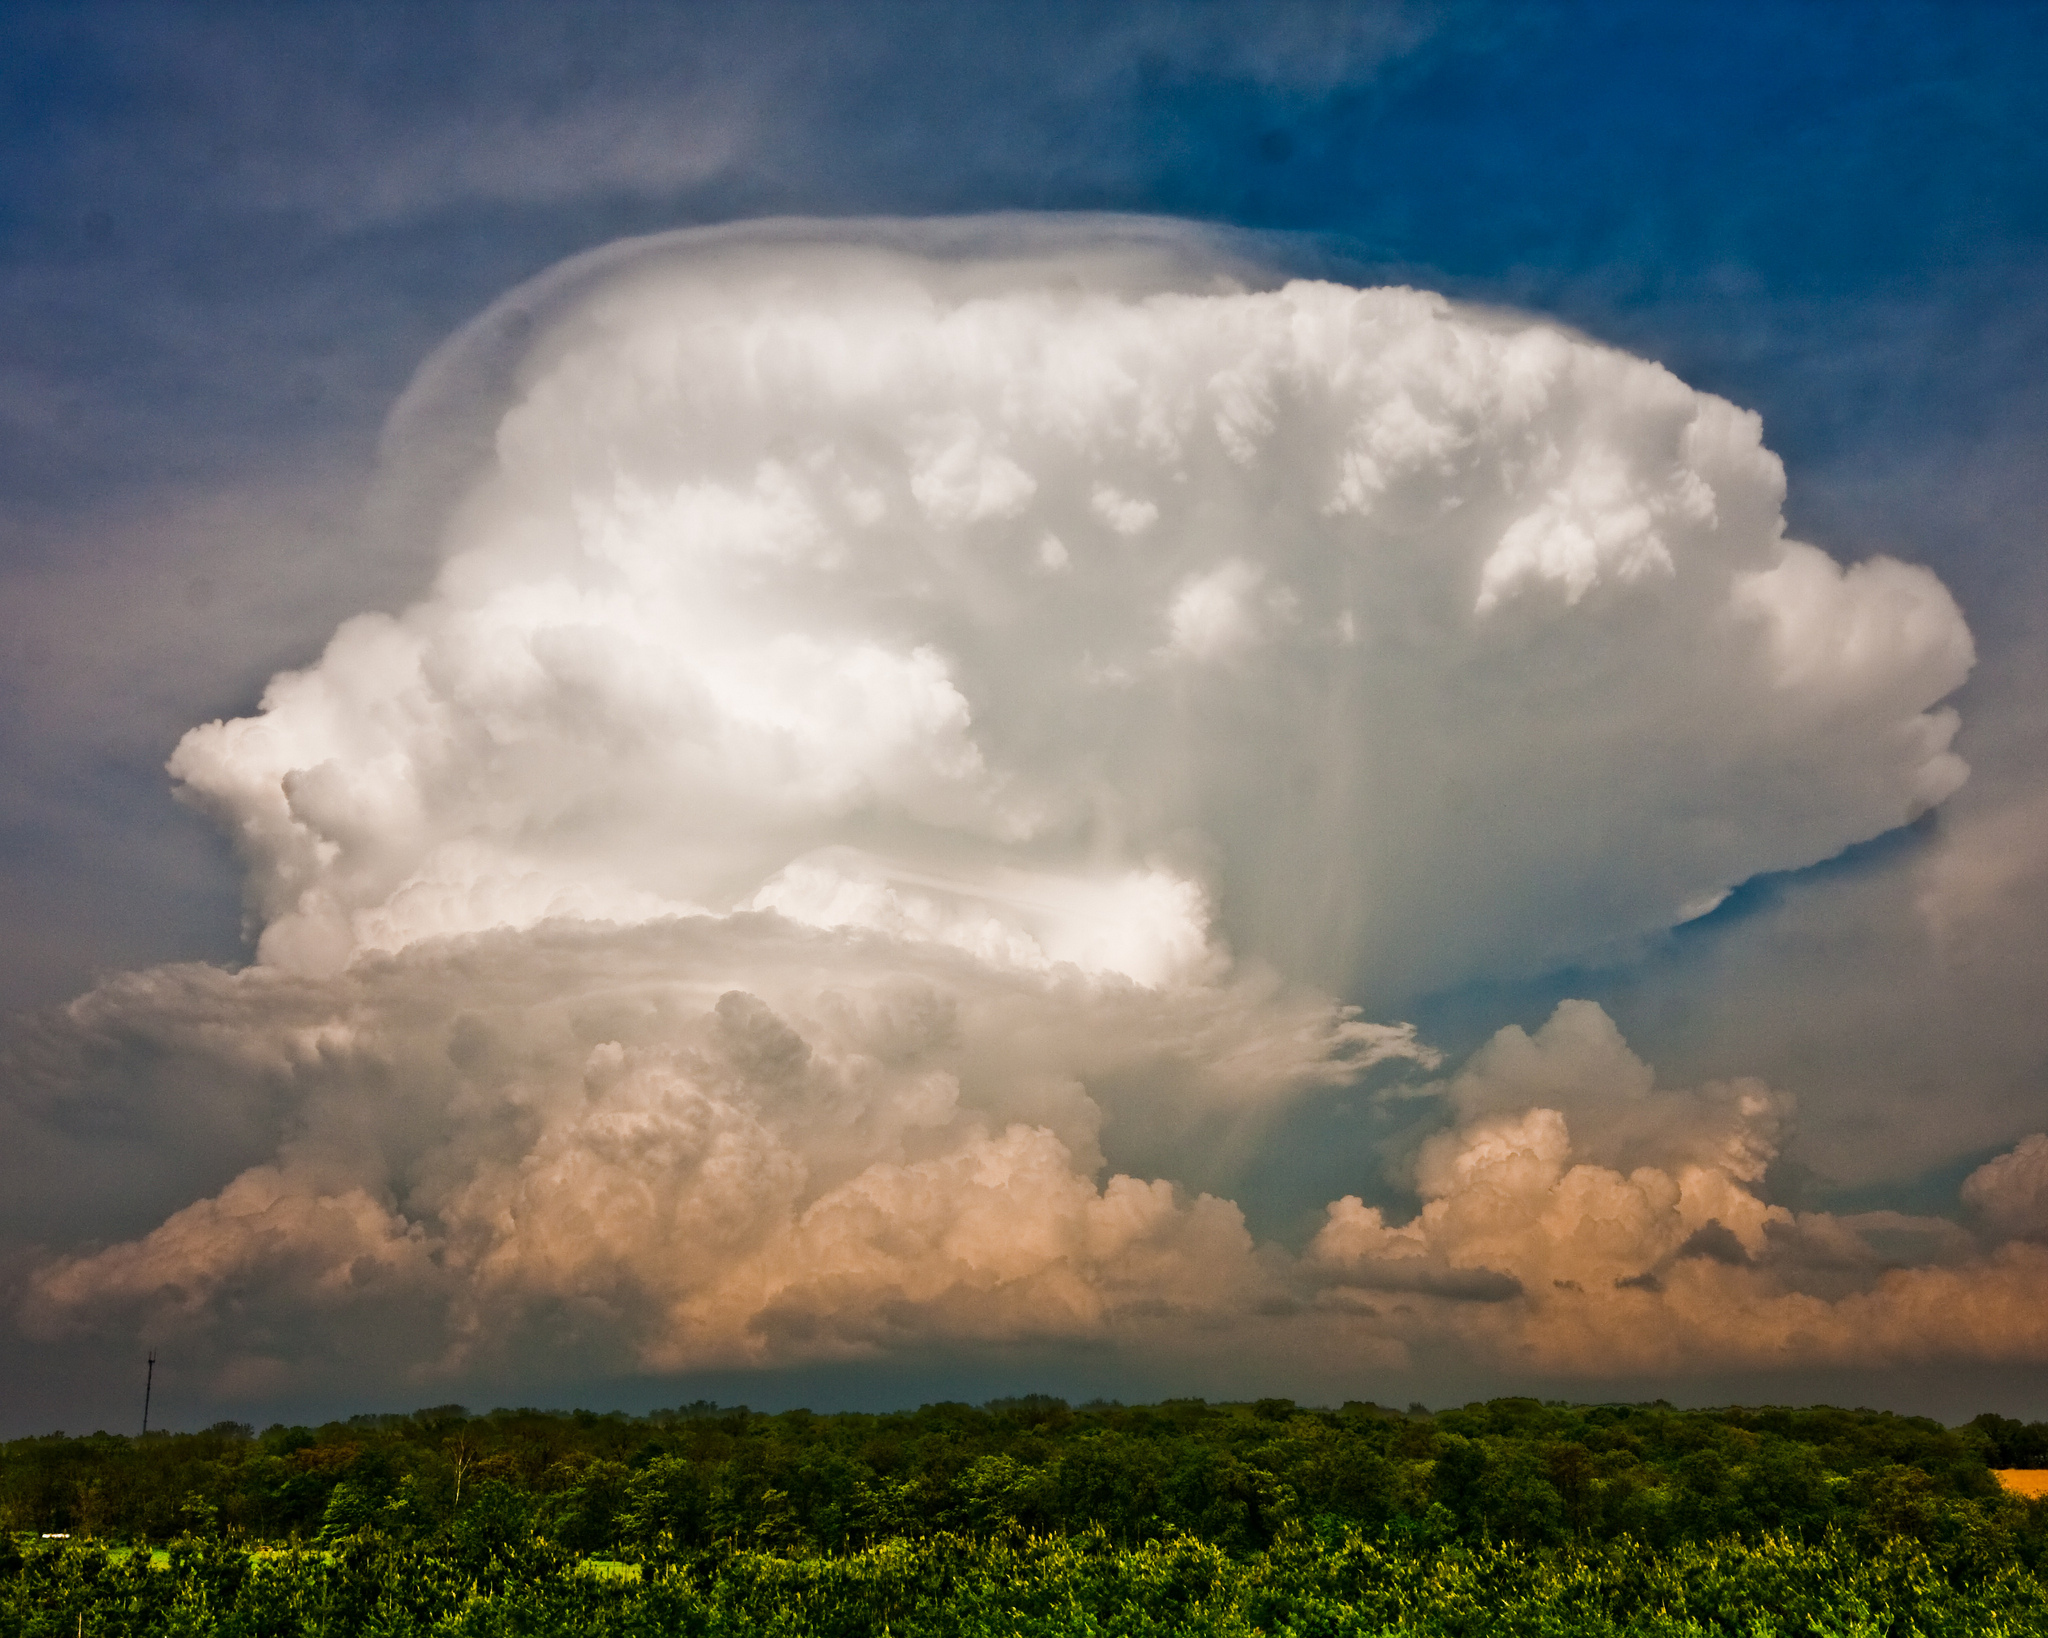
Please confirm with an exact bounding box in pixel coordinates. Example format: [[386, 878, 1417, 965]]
[[6, 1397, 2048, 1634]]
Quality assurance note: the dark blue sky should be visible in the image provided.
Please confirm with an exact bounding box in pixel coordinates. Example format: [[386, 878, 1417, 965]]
[[5, 3, 2043, 512]]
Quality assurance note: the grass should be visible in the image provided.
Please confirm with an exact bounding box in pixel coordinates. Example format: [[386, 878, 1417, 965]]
[[22, 1536, 643, 1579]]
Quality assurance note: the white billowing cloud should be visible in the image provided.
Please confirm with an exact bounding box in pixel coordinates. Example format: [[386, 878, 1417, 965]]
[[1432, 999, 1788, 1187], [9, 219, 2008, 1400], [1166, 559, 1280, 662], [743, 849, 1217, 987], [1472, 443, 1688, 613], [168, 218, 1971, 1001]]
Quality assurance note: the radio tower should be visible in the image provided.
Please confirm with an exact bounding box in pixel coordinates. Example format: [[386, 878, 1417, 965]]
[[142, 1350, 156, 1436]]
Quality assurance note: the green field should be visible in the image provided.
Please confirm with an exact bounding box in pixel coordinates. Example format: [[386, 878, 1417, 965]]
[[6, 1396, 2048, 1634]]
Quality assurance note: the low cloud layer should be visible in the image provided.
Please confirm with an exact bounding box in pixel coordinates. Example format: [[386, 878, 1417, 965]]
[[7, 218, 2024, 1410], [16, 919, 1409, 1393], [20, 965, 2048, 1401], [1308, 1002, 2047, 1379]]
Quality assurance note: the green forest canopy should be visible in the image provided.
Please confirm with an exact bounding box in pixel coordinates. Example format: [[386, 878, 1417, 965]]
[[9, 1397, 2048, 1554]]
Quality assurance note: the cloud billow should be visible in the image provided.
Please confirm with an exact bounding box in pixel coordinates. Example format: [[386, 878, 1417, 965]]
[[13, 218, 2019, 1404], [170, 218, 1973, 1002]]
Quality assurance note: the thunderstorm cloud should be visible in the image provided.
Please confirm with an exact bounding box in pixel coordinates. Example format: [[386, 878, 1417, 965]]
[[11, 217, 2028, 1406]]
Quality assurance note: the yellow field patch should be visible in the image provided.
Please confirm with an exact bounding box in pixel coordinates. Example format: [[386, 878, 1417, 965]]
[[1995, 1469, 2048, 1498], [102, 1547, 172, 1568]]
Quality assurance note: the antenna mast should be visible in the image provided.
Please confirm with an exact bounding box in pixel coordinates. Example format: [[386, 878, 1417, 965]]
[[142, 1350, 156, 1436]]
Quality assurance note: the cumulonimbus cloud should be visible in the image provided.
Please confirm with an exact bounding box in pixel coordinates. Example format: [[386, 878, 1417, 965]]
[[169, 216, 1971, 1000], [12, 217, 2027, 1402]]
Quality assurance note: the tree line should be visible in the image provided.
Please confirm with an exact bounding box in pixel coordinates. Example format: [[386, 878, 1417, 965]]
[[5, 1396, 2045, 1560]]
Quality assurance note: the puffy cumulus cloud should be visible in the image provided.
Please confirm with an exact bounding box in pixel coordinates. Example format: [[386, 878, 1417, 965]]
[[1429, 999, 1788, 1187], [1309, 1002, 1795, 1322], [1963, 1135, 2048, 1242], [1307, 1002, 2048, 1378], [24, 959, 2048, 1394], [14, 916, 1411, 1390], [5, 219, 2007, 1403], [169, 217, 1970, 1001]]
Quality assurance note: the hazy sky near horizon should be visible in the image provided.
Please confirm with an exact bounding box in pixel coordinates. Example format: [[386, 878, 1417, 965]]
[[4, 0, 2048, 1435]]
